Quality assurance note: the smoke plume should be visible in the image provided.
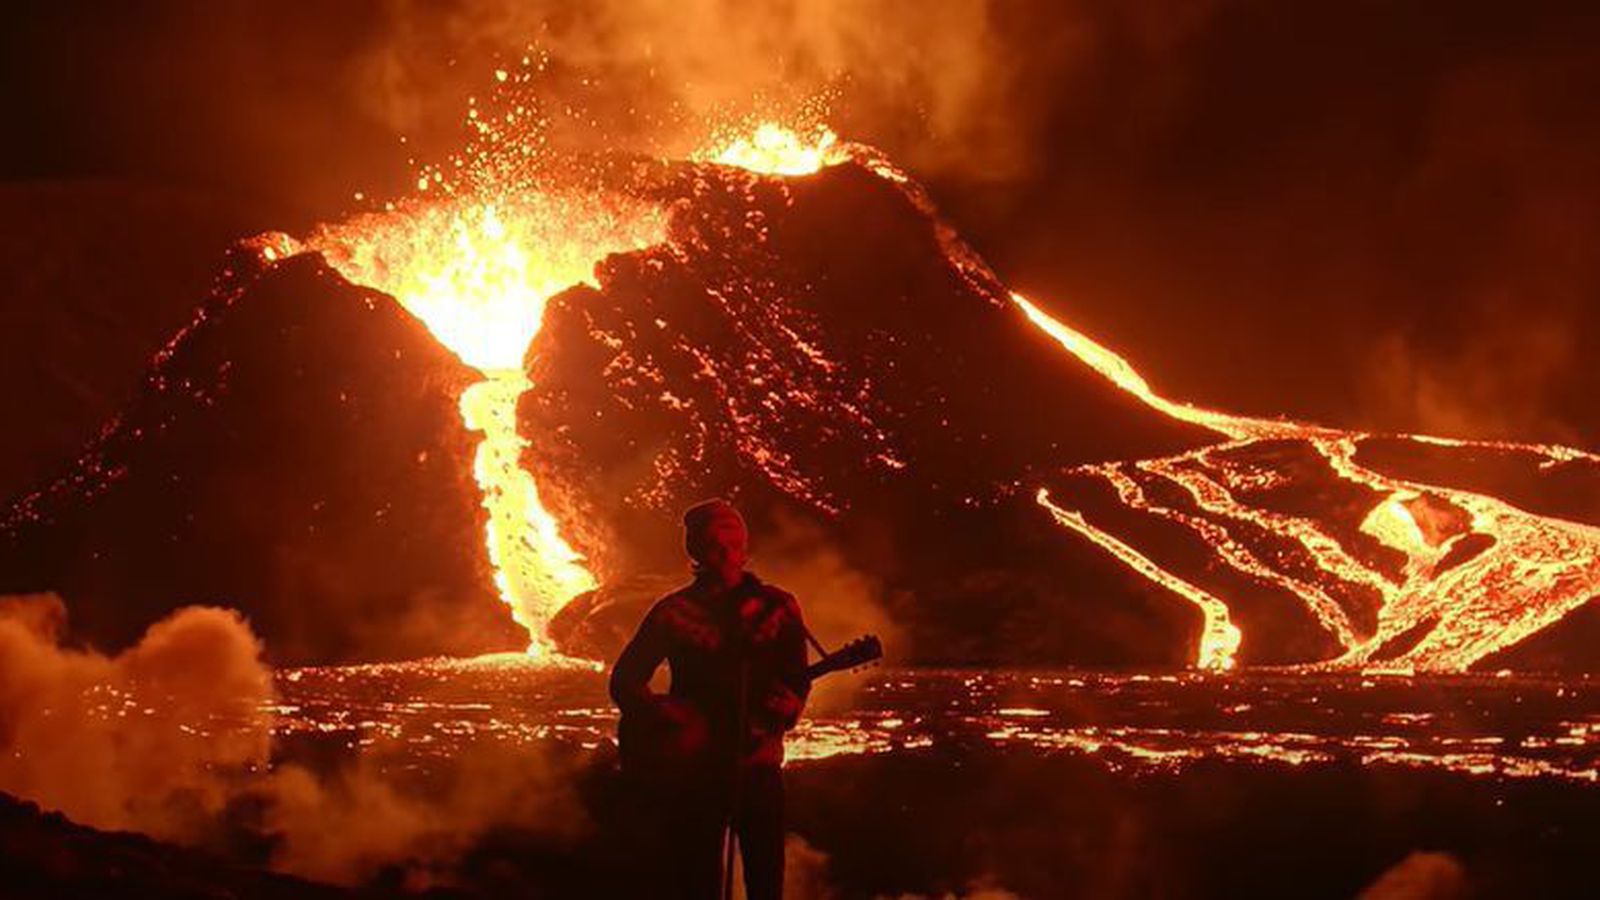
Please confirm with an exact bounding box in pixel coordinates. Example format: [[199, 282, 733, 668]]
[[259, 741, 587, 887], [1356, 852, 1468, 900], [0, 594, 272, 843], [353, 0, 1051, 177], [752, 511, 905, 711], [0, 595, 585, 887], [1365, 314, 1581, 444]]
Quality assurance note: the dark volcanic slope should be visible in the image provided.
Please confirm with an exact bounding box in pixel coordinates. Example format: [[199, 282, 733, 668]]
[[529, 156, 1600, 671], [528, 158, 1219, 664], [0, 180, 250, 498], [0, 252, 524, 665]]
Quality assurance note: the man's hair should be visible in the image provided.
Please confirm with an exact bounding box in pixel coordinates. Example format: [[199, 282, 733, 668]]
[[683, 498, 742, 534], [683, 499, 744, 561]]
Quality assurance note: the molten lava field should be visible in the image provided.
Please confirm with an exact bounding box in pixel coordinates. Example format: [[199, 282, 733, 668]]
[[267, 658, 1600, 898]]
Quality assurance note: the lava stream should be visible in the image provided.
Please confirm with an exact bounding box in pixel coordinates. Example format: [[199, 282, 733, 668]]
[[301, 194, 668, 655], [459, 374, 594, 652], [1013, 292, 1600, 671], [284, 123, 841, 657]]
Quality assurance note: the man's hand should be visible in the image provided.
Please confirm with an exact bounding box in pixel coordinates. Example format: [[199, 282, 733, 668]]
[[653, 695, 696, 725], [654, 696, 709, 755], [762, 684, 805, 729]]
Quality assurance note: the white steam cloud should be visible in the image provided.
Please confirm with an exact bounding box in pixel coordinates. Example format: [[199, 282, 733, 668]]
[[0, 594, 583, 887], [0, 594, 271, 843]]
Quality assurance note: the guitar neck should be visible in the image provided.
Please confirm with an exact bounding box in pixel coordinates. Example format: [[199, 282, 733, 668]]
[[805, 636, 883, 680], [805, 658, 837, 680]]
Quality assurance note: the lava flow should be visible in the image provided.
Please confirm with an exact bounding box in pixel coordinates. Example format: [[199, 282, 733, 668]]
[[297, 193, 668, 657], [1017, 295, 1600, 672], [267, 100, 842, 655]]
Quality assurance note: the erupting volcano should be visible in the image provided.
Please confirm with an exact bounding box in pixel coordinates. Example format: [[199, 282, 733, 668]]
[[292, 190, 668, 659], [3, 60, 1596, 675], [6, 7, 1600, 894]]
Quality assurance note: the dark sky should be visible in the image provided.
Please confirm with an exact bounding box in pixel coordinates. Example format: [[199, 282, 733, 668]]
[[2, 0, 1599, 447]]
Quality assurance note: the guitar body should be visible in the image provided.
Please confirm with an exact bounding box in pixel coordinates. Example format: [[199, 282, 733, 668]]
[[615, 634, 882, 779], [617, 701, 711, 779]]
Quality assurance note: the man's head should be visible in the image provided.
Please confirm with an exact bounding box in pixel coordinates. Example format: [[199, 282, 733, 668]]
[[683, 499, 749, 582]]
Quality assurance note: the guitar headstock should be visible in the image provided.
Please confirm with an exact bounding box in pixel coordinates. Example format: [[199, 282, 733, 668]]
[[810, 634, 884, 678]]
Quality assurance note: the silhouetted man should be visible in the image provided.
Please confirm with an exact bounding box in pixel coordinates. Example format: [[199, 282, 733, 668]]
[[610, 499, 809, 900]]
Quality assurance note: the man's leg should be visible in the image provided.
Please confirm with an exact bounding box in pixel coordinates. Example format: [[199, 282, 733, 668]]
[[737, 767, 785, 900], [664, 789, 727, 899]]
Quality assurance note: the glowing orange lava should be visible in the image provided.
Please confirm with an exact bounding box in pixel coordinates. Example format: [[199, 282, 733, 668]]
[[281, 116, 836, 658], [259, 59, 1593, 676], [301, 191, 668, 657], [696, 123, 846, 175], [1013, 292, 1600, 672]]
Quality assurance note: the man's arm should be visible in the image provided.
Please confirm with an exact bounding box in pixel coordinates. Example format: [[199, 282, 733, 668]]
[[609, 607, 667, 716], [763, 594, 811, 730]]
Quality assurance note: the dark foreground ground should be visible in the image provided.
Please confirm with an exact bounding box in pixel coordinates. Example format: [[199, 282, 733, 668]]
[[0, 792, 351, 900], [1, 751, 1594, 899], [783, 751, 1596, 899]]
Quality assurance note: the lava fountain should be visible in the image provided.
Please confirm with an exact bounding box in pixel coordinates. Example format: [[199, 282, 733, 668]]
[[297, 195, 668, 656], [269, 114, 843, 657]]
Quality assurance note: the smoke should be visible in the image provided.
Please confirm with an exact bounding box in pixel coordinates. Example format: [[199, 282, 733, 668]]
[[752, 510, 905, 712], [11, 2, 1600, 447], [347, 0, 1600, 446], [1364, 313, 1581, 443], [352, 0, 1060, 178], [774, 833, 1020, 900], [0, 594, 272, 843], [1353, 47, 1600, 444], [1356, 852, 1468, 900], [0, 594, 583, 887], [258, 740, 587, 887]]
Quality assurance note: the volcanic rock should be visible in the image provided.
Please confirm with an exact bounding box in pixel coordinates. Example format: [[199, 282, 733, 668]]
[[523, 155, 1600, 671], [546, 574, 683, 662], [0, 251, 524, 664], [524, 157, 1217, 664]]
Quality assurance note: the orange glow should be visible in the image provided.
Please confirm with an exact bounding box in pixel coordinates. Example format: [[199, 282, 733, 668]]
[[290, 191, 667, 657], [246, 45, 1597, 677], [309, 195, 668, 371], [275, 660, 1600, 782], [1037, 487, 1241, 670], [696, 123, 846, 175], [272, 117, 837, 658], [1359, 495, 1431, 559], [1015, 292, 1600, 672], [1012, 292, 1292, 442], [459, 375, 596, 658]]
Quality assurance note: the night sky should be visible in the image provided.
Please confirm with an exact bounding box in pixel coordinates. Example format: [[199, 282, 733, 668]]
[[2, 0, 1598, 496]]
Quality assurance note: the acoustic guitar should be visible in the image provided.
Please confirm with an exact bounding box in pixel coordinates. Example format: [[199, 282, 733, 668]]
[[617, 634, 883, 776]]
